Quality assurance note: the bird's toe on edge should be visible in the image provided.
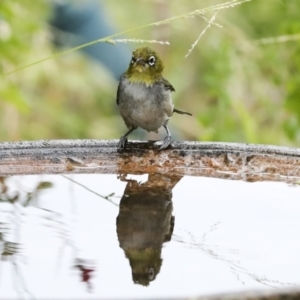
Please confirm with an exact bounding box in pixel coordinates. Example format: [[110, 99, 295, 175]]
[[158, 136, 172, 150], [117, 136, 128, 151]]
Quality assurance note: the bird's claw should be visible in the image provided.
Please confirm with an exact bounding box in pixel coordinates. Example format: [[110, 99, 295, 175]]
[[158, 135, 172, 150], [118, 136, 128, 150]]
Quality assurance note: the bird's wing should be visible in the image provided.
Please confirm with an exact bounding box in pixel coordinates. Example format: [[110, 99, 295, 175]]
[[160, 78, 192, 116], [160, 77, 175, 92]]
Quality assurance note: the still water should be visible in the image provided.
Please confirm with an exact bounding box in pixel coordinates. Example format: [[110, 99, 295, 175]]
[[0, 173, 299, 299]]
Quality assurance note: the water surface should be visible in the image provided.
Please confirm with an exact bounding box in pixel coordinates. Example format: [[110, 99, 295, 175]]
[[0, 173, 299, 299]]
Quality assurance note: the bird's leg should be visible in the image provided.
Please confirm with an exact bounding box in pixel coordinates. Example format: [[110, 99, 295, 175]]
[[159, 124, 172, 150], [118, 127, 136, 150]]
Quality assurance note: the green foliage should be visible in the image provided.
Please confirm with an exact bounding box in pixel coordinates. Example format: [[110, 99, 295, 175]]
[[1, 0, 300, 146]]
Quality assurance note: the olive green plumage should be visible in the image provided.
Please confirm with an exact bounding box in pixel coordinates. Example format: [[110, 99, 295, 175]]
[[124, 47, 164, 86]]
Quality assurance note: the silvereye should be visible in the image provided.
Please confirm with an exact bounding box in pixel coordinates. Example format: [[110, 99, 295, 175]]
[[116, 47, 191, 150]]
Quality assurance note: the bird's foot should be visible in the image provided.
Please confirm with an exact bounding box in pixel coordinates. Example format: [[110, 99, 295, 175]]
[[118, 136, 128, 151], [158, 135, 172, 150]]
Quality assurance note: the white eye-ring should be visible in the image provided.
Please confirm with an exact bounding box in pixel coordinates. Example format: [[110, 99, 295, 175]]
[[148, 56, 156, 66], [148, 268, 155, 280]]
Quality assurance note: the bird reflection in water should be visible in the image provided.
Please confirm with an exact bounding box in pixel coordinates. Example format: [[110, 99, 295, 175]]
[[116, 173, 182, 286]]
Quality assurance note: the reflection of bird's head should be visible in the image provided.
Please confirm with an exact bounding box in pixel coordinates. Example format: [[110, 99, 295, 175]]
[[125, 248, 162, 286], [125, 47, 164, 85]]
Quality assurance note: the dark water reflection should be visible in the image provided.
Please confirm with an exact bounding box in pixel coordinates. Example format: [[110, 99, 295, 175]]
[[0, 174, 300, 299], [117, 174, 181, 286]]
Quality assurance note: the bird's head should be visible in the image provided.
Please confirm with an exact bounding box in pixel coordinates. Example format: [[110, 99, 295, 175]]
[[124, 47, 164, 86]]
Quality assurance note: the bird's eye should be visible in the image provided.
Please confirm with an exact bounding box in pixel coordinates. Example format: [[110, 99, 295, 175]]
[[131, 56, 136, 64], [148, 56, 156, 66], [148, 268, 155, 280]]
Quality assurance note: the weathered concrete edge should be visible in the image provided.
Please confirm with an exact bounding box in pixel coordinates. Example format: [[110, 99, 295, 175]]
[[0, 139, 300, 179], [0, 139, 300, 156]]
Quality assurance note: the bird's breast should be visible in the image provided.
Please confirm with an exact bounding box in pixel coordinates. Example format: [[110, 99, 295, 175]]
[[118, 78, 173, 132], [122, 80, 156, 102]]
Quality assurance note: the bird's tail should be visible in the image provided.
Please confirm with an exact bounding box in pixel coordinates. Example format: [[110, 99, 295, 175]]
[[173, 108, 192, 116]]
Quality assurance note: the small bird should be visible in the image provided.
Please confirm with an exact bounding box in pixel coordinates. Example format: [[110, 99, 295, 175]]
[[116, 47, 192, 150]]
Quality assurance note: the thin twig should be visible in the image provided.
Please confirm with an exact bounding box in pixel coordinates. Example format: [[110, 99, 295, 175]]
[[3, 0, 251, 76], [185, 11, 219, 58], [256, 33, 300, 44], [106, 38, 170, 45], [198, 14, 223, 28], [61, 175, 118, 207]]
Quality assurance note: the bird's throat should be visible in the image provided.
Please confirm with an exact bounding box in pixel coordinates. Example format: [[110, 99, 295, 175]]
[[126, 72, 156, 87], [136, 65, 144, 73]]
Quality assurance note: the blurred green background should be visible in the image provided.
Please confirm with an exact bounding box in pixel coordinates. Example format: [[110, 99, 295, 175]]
[[1, 0, 300, 146]]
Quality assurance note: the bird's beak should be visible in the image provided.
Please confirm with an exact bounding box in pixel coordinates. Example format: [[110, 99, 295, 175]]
[[136, 58, 146, 66], [135, 58, 147, 72]]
